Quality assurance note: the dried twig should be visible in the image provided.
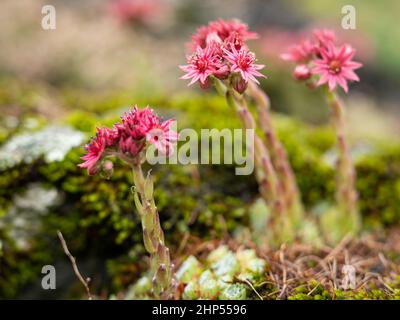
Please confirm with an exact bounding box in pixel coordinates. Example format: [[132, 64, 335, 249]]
[[278, 246, 288, 299], [57, 230, 93, 300], [323, 234, 352, 262], [307, 282, 321, 296], [177, 232, 190, 255], [235, 277, 263, 300]]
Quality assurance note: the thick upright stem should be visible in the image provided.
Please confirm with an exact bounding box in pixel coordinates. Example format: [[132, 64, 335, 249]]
[[225, 88, 293, 243], [248, 82, 303, 225], [131, 163, 172, 299], [325, 90, 360, 234]]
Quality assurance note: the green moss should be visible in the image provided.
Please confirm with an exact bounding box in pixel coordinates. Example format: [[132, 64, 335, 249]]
[[1, 90, 400, 298], [288, 274, 400, 300]]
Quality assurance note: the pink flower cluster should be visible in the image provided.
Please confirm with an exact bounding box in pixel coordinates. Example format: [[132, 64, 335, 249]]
[[281, 29, 362, 92], [79, 106, 178, 175], [180, 19, 265, 93], [107, 0, 162, 24]]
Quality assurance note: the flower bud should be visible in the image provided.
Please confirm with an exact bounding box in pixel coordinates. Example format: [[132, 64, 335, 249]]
[[213, 64, 230, 80], [293, 64, 311, 81], [206, 31, 222, 46], [100, 160, 114, 179], [199, 78, 212, 90], [232, 76, 248, 94]]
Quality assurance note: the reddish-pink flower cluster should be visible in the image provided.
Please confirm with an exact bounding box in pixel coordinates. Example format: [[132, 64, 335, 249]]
[[281, 29, 362, 92], [180, 19, 265, 93], [107, 0, 162, 24], [79, 106, 178, 175]]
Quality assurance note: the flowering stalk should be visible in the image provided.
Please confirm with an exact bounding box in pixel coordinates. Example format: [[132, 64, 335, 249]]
[[324, 89, 360, 234], [282, 29, 363, 239], [131, 162, 172, 298], [180, 19, 300, 244], [78, 106, 178, 298], [225, 86, 293, 243], [248, 82, 303, 226]]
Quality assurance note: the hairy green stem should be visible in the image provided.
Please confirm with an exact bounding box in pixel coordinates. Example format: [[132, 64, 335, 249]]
[[224, 86, 294, 244], [131, 163, 172, 298], [325, 89, 361, 235], [248, 82, 304, 226]]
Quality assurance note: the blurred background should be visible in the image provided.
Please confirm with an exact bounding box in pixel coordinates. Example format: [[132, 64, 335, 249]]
[[0, 0, 399, 299], [1, 0, 400, 122]]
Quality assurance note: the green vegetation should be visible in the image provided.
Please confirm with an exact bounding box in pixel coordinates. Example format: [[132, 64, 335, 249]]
[[0, 84, 399, 299]]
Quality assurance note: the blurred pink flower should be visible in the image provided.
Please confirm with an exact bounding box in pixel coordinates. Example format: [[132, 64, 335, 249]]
[[313, 29, 336, 47], [280, 40, 315, 63], [179, 46, 220, 86], [191, 19, 257, 49], [312, 44, 362, 92], [259, 25, 373, 66], [191, 26, 213, 49], [209, 19, 258, 42], [223, 31, 245, 51], [293, 64, 311, 81], [108, 0, 161, 24], [280, 28, 363, 92], [205, 31, 223, 46], [223, 46, 266, 84]]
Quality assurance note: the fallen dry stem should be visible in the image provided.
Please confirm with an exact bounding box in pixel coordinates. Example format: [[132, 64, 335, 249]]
[[57, 230, 92, 300]]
